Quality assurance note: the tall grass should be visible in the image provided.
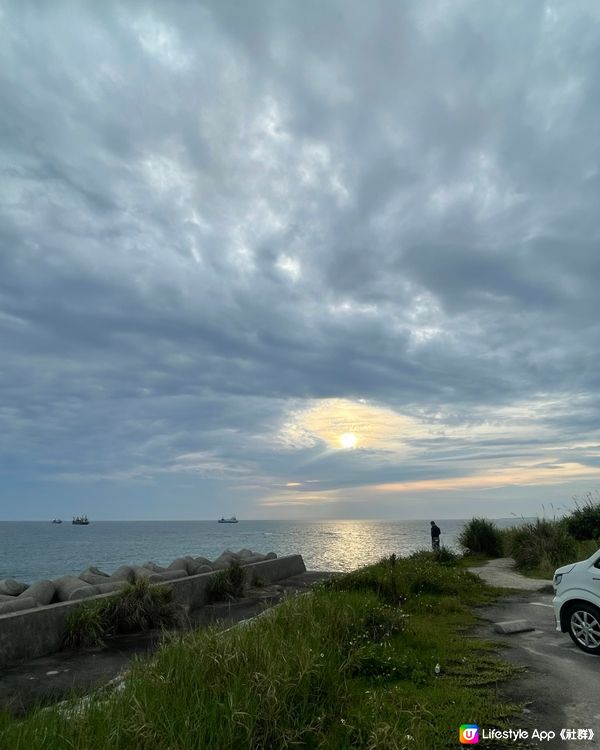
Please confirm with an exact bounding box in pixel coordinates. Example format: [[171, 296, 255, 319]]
[[564, 491, 600, 541], [3, 555, 519, 750], [63, 579, 184, 648], [457, 518, 503, 557], [63, 600, 112, 649], [458, 500, 600, 578], [502, 518, 576, 575], [206, 560, 246, 603], [110, 578, 184, 634]]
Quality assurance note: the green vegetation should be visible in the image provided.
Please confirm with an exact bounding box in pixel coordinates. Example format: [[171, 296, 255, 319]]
[[63, 579, 184, 649], [455, 494, 600, 579], [458, 517, 503, 557], [206, 560, 246, 603], [4, 555, 521, 749], [409, 547, 461, 567], [110, 578, 184, 634], [501, 518, 577, 578], [63, 599, 112, 649], [564, 491, 600, 541], [496, 496, 600, 578]]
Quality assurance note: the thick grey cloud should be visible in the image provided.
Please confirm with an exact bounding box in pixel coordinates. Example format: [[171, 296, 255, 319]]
[[1, 0, 600, 519]]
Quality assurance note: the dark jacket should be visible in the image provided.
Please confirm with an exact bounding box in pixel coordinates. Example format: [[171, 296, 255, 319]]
[[431, 524, 441, 538]]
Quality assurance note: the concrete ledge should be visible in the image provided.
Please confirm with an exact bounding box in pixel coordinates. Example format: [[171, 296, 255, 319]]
[[493, 619, 535, 634], [168, 555, 306, 611], [0, 554, 306, 668]]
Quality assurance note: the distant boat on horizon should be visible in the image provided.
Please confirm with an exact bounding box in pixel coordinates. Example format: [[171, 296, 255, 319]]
[[217, 516, 238, 523], [72, 515, 89, 525], [51, 519, 62, 524]]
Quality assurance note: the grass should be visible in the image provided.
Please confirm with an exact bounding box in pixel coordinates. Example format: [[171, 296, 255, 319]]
[[564, 491, 600, 541], [455, 497, 600, 579], [508, 536, 600, 580], [456, 553, 493, 568], [2, 554, 522, 749], [110, 578, 184, 634], [499, 517, 599, 579], [206, 560, 246, 603], [63, 579, 185, 649], [63, 599, 112, 649], [501, 518, 577, 577], [457, 518, 503, 557]]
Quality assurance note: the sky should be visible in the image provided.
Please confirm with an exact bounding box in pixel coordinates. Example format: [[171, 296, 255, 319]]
[[1, 1, 600, 521]]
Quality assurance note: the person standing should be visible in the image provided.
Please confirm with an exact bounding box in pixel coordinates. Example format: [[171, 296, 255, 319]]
[[430, 521, 441, 550]]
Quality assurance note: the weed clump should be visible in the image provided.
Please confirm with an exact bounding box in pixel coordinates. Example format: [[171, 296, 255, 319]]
[[111, 578, 183, 633], [63, 579, 184, 648], [63, 600, 111, 649], [206, 560, 246, 603], [458, 518, 503, 557]]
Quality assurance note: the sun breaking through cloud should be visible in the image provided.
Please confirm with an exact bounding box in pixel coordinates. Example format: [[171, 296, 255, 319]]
[[1, 2, 600, 519]]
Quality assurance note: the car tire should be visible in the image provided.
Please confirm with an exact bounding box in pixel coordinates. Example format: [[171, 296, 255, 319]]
[[566, 602, 600, 655]]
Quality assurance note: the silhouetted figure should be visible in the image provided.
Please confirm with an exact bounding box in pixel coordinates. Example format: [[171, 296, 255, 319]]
[[430, 521, 441, 550]]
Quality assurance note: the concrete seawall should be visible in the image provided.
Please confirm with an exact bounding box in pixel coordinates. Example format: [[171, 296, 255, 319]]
[[0, 554, 306, 668]]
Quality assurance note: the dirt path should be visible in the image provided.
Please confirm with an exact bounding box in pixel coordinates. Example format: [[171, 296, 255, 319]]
[[468, 557, 552, 590]]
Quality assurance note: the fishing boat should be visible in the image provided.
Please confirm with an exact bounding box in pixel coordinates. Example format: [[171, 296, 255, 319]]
[[51, 519, 63, 524], [217, 516, 238, 523], [72, 515, 90, 525]]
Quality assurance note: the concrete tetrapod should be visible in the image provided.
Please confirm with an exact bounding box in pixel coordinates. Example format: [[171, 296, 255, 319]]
[[142, 561, 166, 573], [68, 586, 101, 601], [53, 576, 97, 603], [18, 580, 55, 606], [109, 566, 136, 583], [0, 579, 29, 596], [166, 558, 195, 575], [79, 567, 110, 585]]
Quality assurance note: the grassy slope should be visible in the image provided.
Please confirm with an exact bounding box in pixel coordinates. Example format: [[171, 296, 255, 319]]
[[0, 555, 521, 750]]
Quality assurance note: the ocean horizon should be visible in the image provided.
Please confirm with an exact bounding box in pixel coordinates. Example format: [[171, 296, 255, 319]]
[[0, 518, 524, 583]]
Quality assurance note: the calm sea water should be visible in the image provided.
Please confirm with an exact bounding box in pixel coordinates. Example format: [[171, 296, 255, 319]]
[[0, 519, 521, 583]]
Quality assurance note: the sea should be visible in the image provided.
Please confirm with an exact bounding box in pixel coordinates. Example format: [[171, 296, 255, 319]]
[[0, 519, 522, 583]]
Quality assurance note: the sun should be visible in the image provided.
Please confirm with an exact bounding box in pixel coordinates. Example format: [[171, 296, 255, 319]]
[[339, 432, 358, 449]]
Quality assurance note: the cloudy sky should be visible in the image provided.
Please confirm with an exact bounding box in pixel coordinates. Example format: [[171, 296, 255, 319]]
[[1, 1, 600, 521]]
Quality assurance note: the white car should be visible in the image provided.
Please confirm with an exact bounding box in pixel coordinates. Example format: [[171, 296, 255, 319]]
[[553, 549, 600, 655]]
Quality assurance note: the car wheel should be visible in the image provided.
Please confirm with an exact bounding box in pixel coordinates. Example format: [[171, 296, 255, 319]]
[[567, 603, 600, 655]]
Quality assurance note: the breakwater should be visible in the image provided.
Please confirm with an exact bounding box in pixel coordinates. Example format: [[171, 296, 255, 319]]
[[0, 551, 306, 667], [0, 548, 277, 615]]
